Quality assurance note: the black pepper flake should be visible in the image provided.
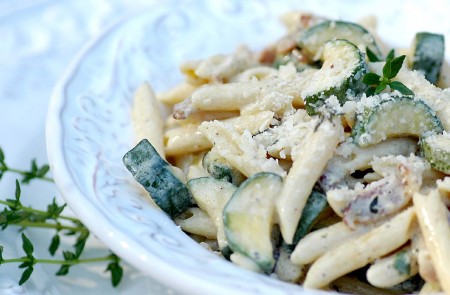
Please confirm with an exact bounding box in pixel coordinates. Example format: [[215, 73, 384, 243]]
[[369, 196, 379, 214]]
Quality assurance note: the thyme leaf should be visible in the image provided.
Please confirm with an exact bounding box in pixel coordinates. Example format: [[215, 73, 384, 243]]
[[363, 50, 414, 96]]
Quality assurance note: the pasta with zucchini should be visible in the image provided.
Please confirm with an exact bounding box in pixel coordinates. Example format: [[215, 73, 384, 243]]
[[123, 11, 450, 294]]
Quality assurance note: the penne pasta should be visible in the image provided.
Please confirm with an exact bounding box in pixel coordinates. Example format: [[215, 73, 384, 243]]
[[164, 124, 212, 156], [174, 207, 217, 239], [230, 66, 278, 82], [274, 246, 305, 283], [290, 221, 368, 265], [157, 81, 197, 105], [165, 111, 275, 156], [131, 82, 165, 157], [277, 116, 343, 243], [414, 189, 450, 294], [183, 65, 311, 116], [420, 282, 442, 294], [230, 253, 263, 273], [188, 177, 236, 253], [366, 246, 419, 288], [180, 46, 258, 83], [303, 208, 416, 289], [414, 230, 439, 284]]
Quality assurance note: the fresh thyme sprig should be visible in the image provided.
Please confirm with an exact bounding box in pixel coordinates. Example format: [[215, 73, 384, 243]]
[[0, 149, 124, 287], [0, 234, 123, 286], [0, 147, 52, 183], [364, 48, 415, 96]]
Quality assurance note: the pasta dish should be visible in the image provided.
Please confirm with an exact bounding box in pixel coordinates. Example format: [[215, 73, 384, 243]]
[[122, 11, 449, 294]]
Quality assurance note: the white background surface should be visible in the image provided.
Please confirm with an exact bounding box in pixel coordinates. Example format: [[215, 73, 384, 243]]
[[1, 0, 449, 294]]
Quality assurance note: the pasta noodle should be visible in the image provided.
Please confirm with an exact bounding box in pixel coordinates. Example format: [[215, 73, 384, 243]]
[[277, 116, 343, 243], [164, 111, 274, 156], [366, 246, 419, 288], [303, 208, 416, 288], [131, 82, 165, 156], [274, 246, 305, 283], [413, 229, 440, 284], [164, 124, 212, 156], [420, 282, 442, 294], [157, 81, 197, 105], [414, 189, 450, 294], [174, 207, 217, 239], [179, 45, 258, 84], [290, 221, 368, 265]]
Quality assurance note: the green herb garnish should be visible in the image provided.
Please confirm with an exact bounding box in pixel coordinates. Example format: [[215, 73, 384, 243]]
[[0, 148, 52, 183], [364, 49, 414, 96], [0, 147, 123, 287], [366, 47, 382, 62]]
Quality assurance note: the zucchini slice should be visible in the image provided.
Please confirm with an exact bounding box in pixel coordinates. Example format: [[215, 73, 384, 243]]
[[409, 32, 445, 85], [352, 95, 444, 147], [302, 39, 367, 115], [202, 150, 246, 186], [290, 190, 330, 247], [420, 132, 450, 174], [123, 139, 192, 218], [187, 177, 237, 258], [298, 20, 383, 61], [223, 172, 283, 273]]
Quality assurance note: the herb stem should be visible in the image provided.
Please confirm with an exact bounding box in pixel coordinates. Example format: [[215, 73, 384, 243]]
[[3, 255, 114, 265], [0, 200, 80, 223], [4, 168, 53, 182], [12, 221, 84, 233]]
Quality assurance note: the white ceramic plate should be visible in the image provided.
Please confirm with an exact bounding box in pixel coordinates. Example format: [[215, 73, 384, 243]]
[[46, 0, 450, 294]]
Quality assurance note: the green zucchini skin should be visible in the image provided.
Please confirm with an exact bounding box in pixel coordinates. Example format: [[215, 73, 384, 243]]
[[420, 132, 450, 174], [290, 190, 329, 247], [410, 32, 445, 85], [123, 139, 192, 218], [390, 275, 425, 294], [223, 172, 283, 273], [303, 39, 368, 115], [297, 20, 380, 115], [298, 20, 383, 60], [352, 96, 444, 147], [202, 151, 246, 186]]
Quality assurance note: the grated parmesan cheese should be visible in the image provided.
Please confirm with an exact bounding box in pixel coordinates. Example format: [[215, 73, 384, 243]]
[[198, 120, 286, 177], [253, 109, 315, 159]]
